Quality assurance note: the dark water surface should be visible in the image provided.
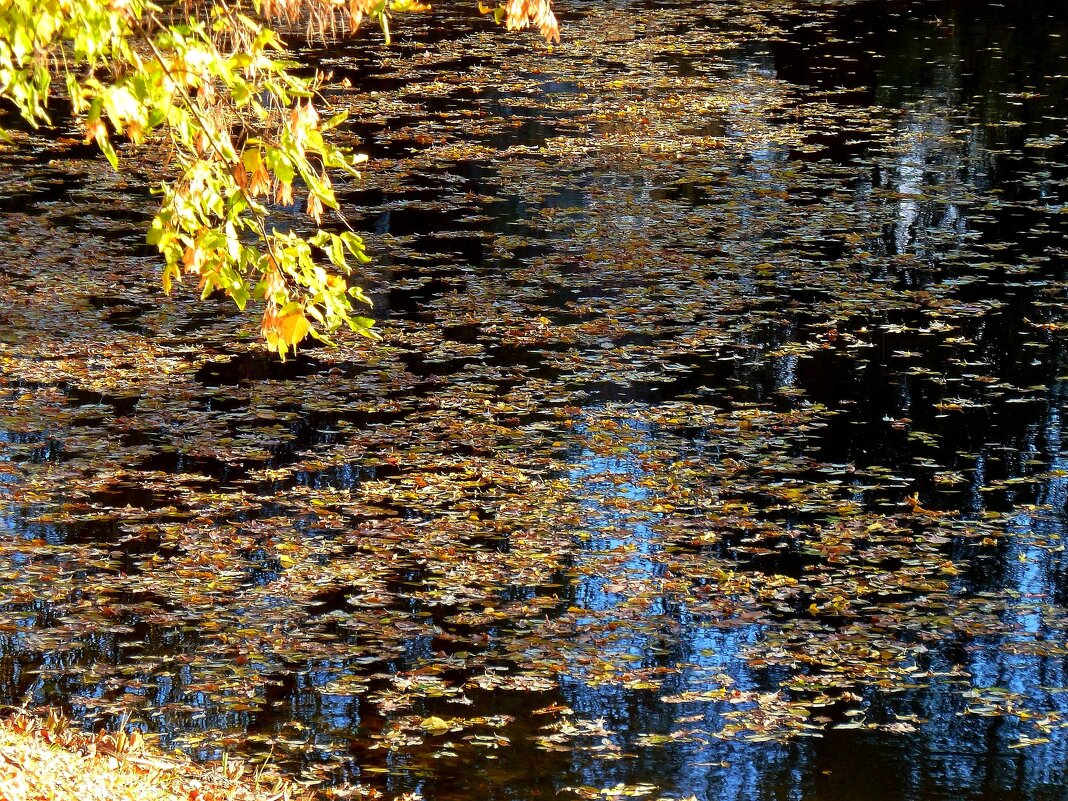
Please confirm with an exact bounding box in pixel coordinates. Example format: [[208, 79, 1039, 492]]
[[2, 0, 1068, 799]]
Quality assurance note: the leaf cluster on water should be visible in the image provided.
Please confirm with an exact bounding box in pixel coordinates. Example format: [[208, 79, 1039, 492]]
[[1, 0, 1068, 798]]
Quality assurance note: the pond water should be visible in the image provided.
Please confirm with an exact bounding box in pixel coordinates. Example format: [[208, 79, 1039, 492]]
[[2, 0, 1068, 799]]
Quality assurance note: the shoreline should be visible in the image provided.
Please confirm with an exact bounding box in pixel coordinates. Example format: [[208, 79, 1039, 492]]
[[0, 711, 317, 801]]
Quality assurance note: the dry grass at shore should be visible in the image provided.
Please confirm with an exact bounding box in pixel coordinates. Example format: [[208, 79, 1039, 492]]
[[0, 710, 311, 801]]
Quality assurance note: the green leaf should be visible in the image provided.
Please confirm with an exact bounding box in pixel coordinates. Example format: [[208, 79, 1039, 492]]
[[97, 129, 118, 168], [322, 110, 349, 131]]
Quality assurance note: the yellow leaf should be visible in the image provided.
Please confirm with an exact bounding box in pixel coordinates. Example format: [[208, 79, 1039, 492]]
[[420, 716, 450, 734], [274, 306, 311, 350]]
